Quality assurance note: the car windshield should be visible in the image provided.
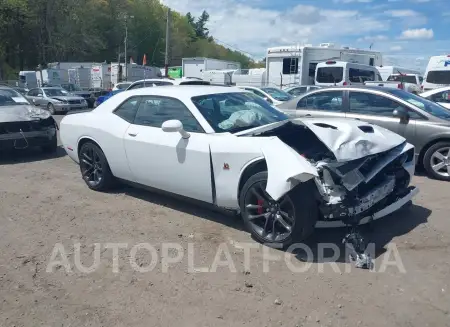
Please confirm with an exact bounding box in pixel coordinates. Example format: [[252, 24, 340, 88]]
[[261, 87, 293, 101], [61, 84, 82, 91], [386, 89, 450, 120], [191, 92, 289, 133], [44, 88, 69, 96], [0, 89, 30, 106], [426, 71, 450, 84]]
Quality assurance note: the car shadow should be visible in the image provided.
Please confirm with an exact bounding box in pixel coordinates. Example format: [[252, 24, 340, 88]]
[[118, 183, 431, 264], [0, 146, 67, 165], [291, 204, 431, 264], [121, 185, 245, 231]]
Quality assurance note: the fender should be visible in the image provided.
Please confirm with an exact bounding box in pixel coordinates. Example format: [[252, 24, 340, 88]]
[[261, 137, 318, 201]]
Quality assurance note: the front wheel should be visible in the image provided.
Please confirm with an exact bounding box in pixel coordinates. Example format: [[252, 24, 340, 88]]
[[423, 142, 450, 181], [47, 103, 56, 115], [239, 171, 318, 247], [79, 142, 115, 191]]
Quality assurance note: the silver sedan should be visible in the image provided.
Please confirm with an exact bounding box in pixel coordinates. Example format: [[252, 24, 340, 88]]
[[26, 87, 88, 114]]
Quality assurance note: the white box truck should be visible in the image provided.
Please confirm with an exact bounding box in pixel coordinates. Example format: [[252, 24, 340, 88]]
[[36, 69, 69, 87], [182, 57, 241, 79], [265, 43, 382, 88]]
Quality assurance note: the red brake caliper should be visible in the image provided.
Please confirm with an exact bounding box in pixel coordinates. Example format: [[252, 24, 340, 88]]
[[257, 199, 264, 214]]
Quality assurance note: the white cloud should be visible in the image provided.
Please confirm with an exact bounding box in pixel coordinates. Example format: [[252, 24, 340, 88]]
[[390, 45, 403, 51], [357, 35, 388, 42], [385, 10, 419, 17], [160, 0, 389, 57], [399, 28, 434, 40]]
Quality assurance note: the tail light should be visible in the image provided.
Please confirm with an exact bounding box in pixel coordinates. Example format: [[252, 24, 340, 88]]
[[343, 81, 348, 86], [398, 83, 404, 89], [421, 85, 424, 91]]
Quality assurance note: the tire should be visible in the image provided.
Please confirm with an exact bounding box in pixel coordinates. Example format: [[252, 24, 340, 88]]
[[423, 141, 450, 181], [239, 171, 318, 248], [78, 142, 115, 191], [47, 103, 56, 115], [41, 134, 58, 154]]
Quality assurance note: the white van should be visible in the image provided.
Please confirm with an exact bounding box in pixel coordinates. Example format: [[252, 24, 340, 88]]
[[422, 55, 450, 91], [315, 61, 381, 87]]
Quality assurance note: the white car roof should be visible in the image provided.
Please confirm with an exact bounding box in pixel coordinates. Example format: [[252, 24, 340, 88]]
[[124, 85, 245, 97], [421, 86, 450, 97]]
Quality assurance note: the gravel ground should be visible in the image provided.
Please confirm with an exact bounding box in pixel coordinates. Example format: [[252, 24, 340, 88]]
[[0, 116, 449, 327]]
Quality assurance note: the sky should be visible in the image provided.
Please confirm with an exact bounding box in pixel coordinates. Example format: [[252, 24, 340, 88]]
[[160, 0, 450, 72]]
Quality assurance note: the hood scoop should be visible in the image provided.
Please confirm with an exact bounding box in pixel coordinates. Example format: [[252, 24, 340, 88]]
[[314, 123, 338, 130], [358, 125, 374, 133]]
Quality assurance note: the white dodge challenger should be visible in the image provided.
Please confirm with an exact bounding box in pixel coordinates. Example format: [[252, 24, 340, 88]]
[[60, 86, 418, 252]]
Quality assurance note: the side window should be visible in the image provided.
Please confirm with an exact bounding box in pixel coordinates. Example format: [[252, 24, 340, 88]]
[[349, 68, 375, 83], [348, 92, 421, 118], [296, 91, 343, 111], [431, 91, 450, 103], [291, 87, 306, 96], [282, 58, 299, 75], [419, 76, 424, 84], [28, 89, 37, 96], [133, 96, 204, 133], [38, 89, 44, 96], [114, 97, 141, 123]]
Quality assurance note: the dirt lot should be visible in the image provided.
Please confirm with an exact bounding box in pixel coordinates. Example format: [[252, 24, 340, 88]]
[[0, 115, 449, 327]]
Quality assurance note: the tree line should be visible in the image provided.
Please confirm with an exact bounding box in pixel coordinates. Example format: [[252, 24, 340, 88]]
[[0, 0, 264, 79]]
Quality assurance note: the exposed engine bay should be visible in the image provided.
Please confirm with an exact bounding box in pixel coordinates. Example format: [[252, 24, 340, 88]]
[[258, 121, 414, 225]]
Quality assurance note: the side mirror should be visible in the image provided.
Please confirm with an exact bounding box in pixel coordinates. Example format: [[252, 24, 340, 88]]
[[393, 108, 409, 121], [161, 120, 190, 139]]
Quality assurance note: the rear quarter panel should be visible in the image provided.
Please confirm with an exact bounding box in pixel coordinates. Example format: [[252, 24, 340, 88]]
[[60, 110, 134, 181]]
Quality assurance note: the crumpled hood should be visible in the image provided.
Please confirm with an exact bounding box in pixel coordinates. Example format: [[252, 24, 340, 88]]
[[237, 118, 407, 162], [292, 118, 406, 162], [0, 104, 51, 122]]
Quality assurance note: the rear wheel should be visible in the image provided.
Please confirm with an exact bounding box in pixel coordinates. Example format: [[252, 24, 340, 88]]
[[423, 142, 450, 181], [79, 142, 115, 191], [239, 171, 317, 247]]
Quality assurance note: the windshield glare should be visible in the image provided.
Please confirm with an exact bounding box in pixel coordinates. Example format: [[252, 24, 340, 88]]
[[44, 88, 68, 96], [387, 89, 450, 120], [191, 92, 289, 133], [261, 87, 292, 101], [0, 89, 30, 106]]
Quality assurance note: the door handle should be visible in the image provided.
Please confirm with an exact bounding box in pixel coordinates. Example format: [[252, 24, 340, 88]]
[[305, 114, 312, 117], [128, 132, 138, 137]]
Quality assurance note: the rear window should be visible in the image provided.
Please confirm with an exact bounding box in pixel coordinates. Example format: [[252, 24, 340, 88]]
[[387, 75, 417, 84], [316, 67, 343, 83], [426, 71, 450, 84]]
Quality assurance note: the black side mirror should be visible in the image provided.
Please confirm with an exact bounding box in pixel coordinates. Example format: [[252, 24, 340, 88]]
[[393, 108, 409, 121]]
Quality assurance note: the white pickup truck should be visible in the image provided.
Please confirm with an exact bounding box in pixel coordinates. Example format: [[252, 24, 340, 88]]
[[364, 73, 423, 94]]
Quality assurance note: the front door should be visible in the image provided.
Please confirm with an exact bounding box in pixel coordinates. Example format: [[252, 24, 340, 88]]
[[345, 91, 416, 138], [123, 95, 213, 203]]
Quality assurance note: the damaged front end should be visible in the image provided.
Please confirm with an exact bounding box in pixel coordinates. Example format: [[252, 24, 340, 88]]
[[0, 105, 57, 151], [313, 141, 415, 225]]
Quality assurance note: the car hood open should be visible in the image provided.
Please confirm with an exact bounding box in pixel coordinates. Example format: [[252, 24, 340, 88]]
[[0, 104, 51, 122], [237, 117, 407, 162]]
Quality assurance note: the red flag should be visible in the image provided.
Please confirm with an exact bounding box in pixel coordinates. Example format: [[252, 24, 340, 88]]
[[142, 54, 147, 66]]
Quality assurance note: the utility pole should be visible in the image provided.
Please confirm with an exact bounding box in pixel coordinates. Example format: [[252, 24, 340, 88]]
[[124, 16, 128, 81], [164, 8, 171, 77]]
